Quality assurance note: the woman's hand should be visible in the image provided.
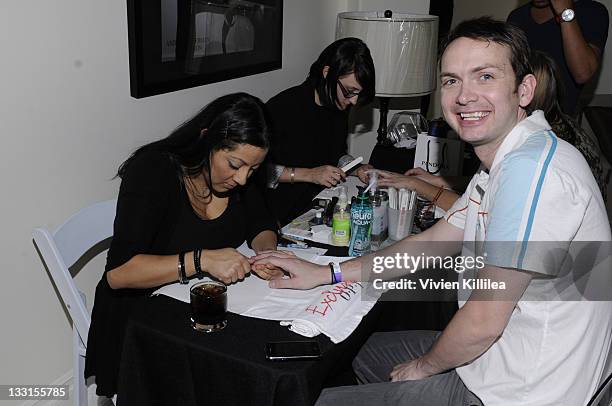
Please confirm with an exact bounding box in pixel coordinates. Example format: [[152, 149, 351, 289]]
[[354, 164, 374, 184], [307, 165, 346, 188], [249, 251, 330, 289], [404, 167, 451, 189], [202, 248, 251, 284], [376, 170, 421, 190]]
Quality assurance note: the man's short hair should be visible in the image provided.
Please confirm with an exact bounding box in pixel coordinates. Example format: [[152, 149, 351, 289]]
[[440, 17, 533, 88]]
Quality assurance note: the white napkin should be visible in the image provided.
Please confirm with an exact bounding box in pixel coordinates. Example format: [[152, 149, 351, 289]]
[[243, 278, 378, 343]]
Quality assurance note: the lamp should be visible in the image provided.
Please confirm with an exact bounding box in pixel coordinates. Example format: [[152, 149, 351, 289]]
[[336, 11, 438, 145]]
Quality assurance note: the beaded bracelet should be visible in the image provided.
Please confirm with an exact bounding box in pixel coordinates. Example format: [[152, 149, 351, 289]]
[[194, 249, 204, 279], [178, 251, 188, 284]]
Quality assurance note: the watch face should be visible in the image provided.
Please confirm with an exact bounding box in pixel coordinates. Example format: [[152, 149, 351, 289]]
[[561, 8, 575, 22]]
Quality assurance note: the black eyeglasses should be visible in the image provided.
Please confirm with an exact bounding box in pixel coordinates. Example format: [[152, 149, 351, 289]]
[[337, 80, 361, 99]]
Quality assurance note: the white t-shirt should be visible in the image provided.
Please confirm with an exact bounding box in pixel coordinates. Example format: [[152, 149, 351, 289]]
[[445, 111, 612, 405]]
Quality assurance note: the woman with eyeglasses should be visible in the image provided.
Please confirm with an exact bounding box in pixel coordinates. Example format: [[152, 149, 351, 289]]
[[262, 38, 376, 226]]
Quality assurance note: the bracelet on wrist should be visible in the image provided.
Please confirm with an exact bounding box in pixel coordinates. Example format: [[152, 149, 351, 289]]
[[178, 251, 188, 284], [329, 262, 342, 284], [329, 263, 336, 284], [194, 249, 204, 279], [431, 186, 444, 205], [290, 167, 296, 184]]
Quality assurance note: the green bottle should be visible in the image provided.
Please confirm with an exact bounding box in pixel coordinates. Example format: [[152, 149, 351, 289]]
[[331, 187, 350, 246]]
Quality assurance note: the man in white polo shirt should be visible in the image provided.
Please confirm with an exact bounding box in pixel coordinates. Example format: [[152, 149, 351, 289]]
[[252, 17, 612, 405]]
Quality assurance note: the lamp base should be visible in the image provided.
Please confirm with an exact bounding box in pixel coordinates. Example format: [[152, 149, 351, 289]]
[[376, 97, 392, 146]]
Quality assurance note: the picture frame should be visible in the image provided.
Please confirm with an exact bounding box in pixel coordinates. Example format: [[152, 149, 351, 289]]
[[127, 0, 283, 98]]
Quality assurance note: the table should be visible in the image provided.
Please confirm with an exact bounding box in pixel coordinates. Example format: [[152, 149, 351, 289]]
[[116, 295, 382, 406]]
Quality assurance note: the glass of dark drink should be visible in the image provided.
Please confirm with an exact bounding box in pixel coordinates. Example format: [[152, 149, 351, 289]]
[[190, 281, 227, 332]]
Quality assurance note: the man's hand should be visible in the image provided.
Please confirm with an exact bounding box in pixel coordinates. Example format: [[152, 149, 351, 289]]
[[251, 263, 285, 280], [390, 357, 435, 382], [549, 0, 574, 15], [249, 251, 330, 289]]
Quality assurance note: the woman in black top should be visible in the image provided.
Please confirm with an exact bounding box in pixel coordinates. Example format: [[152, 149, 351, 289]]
[[85, 93, 280, 396], [264, 38, 376, 225]]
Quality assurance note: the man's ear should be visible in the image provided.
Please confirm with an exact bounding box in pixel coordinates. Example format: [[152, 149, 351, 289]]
[[518, 74, 537, 108], [322, 65, 330, 79]]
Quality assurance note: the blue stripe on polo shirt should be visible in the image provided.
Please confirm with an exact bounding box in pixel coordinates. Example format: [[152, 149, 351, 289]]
[[485, 131, 556, 268], [517, 131, 557, 267]]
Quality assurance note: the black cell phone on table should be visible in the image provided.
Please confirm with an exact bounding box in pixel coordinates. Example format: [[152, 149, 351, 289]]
[[265, 340, 321, 361]]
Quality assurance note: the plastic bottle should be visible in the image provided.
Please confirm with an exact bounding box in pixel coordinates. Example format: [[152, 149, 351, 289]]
[[371, 190, 389, 249], [331, 187, 350, 246], [348, 187, 373, 256]]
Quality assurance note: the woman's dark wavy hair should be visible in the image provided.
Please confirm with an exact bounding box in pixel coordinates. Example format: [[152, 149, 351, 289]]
[[308, 37, 375, 109], [117, 93, 271, 195], [439, 17, 533, 89]]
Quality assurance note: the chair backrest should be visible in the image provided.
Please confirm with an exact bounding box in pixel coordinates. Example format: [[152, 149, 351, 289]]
[[588, 371, 612, 406], [32, 199, 116, 347]]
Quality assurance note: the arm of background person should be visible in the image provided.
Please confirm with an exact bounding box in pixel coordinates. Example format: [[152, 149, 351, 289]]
[[377, 170, 460, 211], [405, 167, 472, 192], [552, 0, 606, 84], [390, 265, 533, 381], [267, 163, 346, 188]]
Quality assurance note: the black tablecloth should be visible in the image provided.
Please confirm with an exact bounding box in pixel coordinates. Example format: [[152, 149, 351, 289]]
[[116, 295, 381, 406]]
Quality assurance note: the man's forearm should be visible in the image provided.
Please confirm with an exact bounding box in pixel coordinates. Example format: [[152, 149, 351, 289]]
[[561, 20, 600, 84], [418, 266, 533, 375], [339, 219, 464, 283]]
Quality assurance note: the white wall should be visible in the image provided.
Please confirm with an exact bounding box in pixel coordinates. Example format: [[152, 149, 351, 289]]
[[0, 0, 346, 397]]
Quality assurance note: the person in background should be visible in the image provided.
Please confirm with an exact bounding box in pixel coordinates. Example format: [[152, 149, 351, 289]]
[[507, 0, 609, 116], [252, 18, 612, 405], [85, 93, 281, 397], [263, 38, 375, 226], [529, 50, 610, 199]]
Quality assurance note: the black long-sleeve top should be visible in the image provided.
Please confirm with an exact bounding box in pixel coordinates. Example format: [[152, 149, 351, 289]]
[[85, 150, 275, 396], [264, 79, 349, 225]]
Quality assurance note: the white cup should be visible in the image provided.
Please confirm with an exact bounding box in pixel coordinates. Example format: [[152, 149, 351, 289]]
[[388, 206, 415, 240]]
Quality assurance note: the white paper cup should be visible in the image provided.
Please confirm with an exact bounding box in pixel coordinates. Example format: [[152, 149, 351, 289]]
[[388, 206, 415, 240]]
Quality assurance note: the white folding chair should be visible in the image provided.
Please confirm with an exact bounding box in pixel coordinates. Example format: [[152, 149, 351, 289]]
[[589, 372, 612, 406], [33, 199, 117, 406]]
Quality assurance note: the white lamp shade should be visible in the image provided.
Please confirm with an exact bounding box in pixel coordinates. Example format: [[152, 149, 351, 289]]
[[336, 11, 438, 97]]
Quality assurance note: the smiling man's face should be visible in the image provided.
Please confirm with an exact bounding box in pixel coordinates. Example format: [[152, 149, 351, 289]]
[[440, 37, 532, 149]]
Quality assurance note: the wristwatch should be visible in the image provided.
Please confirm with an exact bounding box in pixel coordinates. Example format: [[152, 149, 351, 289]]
[[560, 8, 575, 22]]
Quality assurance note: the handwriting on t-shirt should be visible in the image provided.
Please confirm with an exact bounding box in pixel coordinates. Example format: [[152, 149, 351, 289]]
[[304, 281, 363, 317]]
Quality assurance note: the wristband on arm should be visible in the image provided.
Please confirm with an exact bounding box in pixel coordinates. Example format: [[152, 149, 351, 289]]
[[328, 262, 342, 284]]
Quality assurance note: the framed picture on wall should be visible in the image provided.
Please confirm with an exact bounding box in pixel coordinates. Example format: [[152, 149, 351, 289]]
[[127, 0, 283, 98]]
